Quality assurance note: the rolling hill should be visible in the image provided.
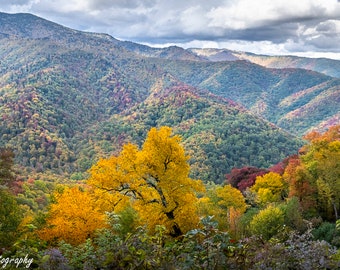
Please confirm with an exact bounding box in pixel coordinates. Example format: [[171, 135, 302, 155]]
[[0, 12, 339, 183]]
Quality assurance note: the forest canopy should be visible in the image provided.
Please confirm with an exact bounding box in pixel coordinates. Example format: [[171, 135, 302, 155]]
[[1, 125, 340, 269]]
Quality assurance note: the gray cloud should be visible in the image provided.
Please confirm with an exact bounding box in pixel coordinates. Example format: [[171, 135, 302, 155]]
[[1, 0, 340, 58]]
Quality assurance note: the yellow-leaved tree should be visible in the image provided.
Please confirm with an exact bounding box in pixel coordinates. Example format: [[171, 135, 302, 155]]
[[197, 183, 247, 237], [216, 185, 247, 234], [88, 126, 205, 237], [250, 172, 287, 206], [301, 125, 340, 220], [39, 186, 107, 245]]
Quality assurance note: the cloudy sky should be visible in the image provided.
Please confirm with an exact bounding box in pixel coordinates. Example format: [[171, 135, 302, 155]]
[[1, 0, 340, 59]]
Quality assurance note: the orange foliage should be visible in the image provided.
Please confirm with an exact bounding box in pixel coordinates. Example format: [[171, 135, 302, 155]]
[[304, 125, 340, 143], [39, 187, 107, 245], [285, 125, 340, 220], [283, 157, 316, 212]]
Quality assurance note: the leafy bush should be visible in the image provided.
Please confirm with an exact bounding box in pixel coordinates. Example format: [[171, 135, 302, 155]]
[[236, 230, 340, 269], [313, 222, 340, 247], [250, 205, 285, 240]]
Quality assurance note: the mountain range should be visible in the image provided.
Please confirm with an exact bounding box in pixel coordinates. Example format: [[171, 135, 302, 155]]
[[0, 12, 339, 183]]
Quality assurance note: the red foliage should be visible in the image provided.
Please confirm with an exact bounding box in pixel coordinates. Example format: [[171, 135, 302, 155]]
[[226, 166, 268, 192], [269, 155, 298, 175], [9, 180, 24, 195]]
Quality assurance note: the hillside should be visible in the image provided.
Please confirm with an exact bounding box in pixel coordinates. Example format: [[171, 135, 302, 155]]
[[1, 12, 339, 183], [81, 79, 302, 183], [157, 59, 340, 135], [117, 42, 340, 136], [189, 48, 340, 78]]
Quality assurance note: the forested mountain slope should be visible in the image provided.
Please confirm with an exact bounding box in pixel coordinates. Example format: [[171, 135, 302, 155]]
[[1, 12, 339, 182], [189, 48, 340, 78], [81, 78, 302, 183], [157, 59, 340, 135], [116, 39, 340, 136]]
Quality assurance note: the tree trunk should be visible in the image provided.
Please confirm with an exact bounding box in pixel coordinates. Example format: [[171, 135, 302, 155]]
[[332, 200, 338, 221], [165, 209, 182, 237]]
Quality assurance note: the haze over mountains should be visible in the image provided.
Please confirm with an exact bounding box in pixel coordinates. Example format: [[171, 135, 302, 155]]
[[0, 12, 339, 183]]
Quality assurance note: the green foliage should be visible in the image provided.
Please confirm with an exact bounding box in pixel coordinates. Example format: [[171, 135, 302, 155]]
[[250, 205, 285, 240], [44, 216, 241, 269], [26, 216, 340, 269], [282, 197, 307, 232], [160, 58, 339, 136], [0, 189, 23, 248], [106, 206, 139, 238], [237, 229, 340, 269], [88, 84, 302, 183], [312, 222, 340, 247], [237, 207, 260, 237], [4, 12, 338, 184], [16, 179, 54, 212], [1, 13, 340, 269]]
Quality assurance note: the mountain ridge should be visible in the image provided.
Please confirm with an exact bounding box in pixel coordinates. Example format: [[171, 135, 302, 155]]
[[0, 12, 338, 183], [1, 12, 339, 77]]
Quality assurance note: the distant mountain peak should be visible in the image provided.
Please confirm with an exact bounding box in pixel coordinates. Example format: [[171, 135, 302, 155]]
[[0, 12, 119, 45], [0, 12, 72, 39]]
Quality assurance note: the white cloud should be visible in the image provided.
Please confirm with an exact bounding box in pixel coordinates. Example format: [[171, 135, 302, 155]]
[[1, 0, 340, 59]]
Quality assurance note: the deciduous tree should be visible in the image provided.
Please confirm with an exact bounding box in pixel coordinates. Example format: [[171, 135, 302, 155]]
[[250, 205, 284, 240], [0, 189, 22, 248], [250, 172, 287, 206], [197, 183, 247, 235], [301, 125, 340, 220], [39, 187, 107, 245], [216, 184, 247, 236], [225, 166, 268, 192], [0, 148, 15, 187], [88, 126, 204, 237], [283, 156, 317, 216]]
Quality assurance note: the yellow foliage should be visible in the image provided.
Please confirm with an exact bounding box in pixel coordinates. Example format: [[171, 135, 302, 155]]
[[251, 172, 286, 206], [301, 126, 340, 220], [216, 185, 247, 236], [197, 184, 247, 237], [216, 185, 247, 214], [38, 187, 107, 245], [197, 196, 225, 225], [250, 205, 284, 240], [88, 126, 205, 237]]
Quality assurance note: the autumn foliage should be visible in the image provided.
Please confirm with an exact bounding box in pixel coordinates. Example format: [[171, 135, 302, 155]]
[[4, 125, 340, 269], [226, 166, 268, 192], [250, 172, 287, 206], [88, 126, 204, 236], [38, 187, 107, 245]]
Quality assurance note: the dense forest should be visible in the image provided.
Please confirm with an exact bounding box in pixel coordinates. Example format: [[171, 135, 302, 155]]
[[0, 12, 340, 269], [0, 13, 339, 185], [1, 125, 340, 269]]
